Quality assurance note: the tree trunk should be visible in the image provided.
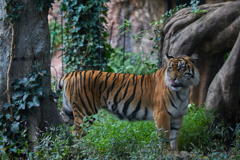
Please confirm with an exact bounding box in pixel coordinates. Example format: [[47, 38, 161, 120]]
[[206, 31, 240, 126], [159, 1, 240, 106], [0, 0, 10, 112], [106, 0, 168, 54], [0, 0, 62, 149]]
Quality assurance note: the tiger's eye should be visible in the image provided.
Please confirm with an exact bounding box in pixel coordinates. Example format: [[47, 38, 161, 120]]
[[180, 66, 185, 71]]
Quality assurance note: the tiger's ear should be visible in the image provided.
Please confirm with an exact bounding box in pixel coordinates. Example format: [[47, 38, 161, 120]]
[[165, 53, 174, 62], [190, 53, 198, 63]]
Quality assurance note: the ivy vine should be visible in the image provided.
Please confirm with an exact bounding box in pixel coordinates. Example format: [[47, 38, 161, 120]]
[[61, 0, 114, 72], [0, 63, 48, 158]]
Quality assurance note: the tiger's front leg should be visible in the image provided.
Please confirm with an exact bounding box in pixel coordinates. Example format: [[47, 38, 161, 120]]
[[72, 116, 86, 137], [72, 112, 96, 138], [153, 108, 171, 151], [153, 108, 185, 156], [169, 116, 183, 153]]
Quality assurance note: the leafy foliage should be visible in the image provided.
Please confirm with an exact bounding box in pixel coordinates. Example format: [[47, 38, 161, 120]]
[[179, 104, 240, 157], [0, 63, 47, 158], [190, 0, 207, 14], [49, 19, 66, 55], [107, 49, 158, 75], [3, 0, 53, 21], [61, 0, 114, 72]]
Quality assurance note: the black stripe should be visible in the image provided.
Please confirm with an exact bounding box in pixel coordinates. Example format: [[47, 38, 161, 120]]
[[74, 71, 79, 101], [109, 73, 120, 91], [94, 71, 102, 88], [159, 68, 164, 76], [113, 81, 125, 112], [79, 71, 83, 93], [170, 126, 180, 130], [141, 75, 145, 94], [170, 138, 177, 141], [88, 71, 92, 92], [77, 83, 92, 116], [69, 71, 75, 79], [132, 75, 136, 85], [83, 71, 95, 114], [110, 75, 124, 109], [99, 82, 104, 96], [167, 87, 174, 99], [168, 94, 177, 109], [176, 91, 183, 102], [122, 80, 130, 100], [123, 77, 137, 116], [163, 98, 172, 116], [62, 107, 74, 119], [170, 121, 182, 126], [59, 77, 64, 89], [145, 75, 148, 90], [91, 88, 98, 113], [69, 75, 74, 103], [100, 72, 111, 94], [142, 108, 148, 120], [129, 99, 141, 120], [192, 67, 195, 78], [116, 109, 124, 119], [72, 102, 84, 120], [121, 74, 126, 84], [73, 125, 82, 131]]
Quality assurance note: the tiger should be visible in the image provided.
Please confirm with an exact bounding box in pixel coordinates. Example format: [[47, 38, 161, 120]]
[[58, 54, 200, 154]]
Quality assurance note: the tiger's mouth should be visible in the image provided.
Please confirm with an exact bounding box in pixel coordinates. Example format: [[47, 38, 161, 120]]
[[169, 80, 183, 88]]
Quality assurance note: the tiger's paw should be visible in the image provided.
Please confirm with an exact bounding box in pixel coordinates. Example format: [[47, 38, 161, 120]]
[[163, 150, 189, 159], [178, 151, 189, 158]]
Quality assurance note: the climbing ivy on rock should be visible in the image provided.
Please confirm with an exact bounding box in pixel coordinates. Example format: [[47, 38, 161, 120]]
[[61, 0, 114, 72]]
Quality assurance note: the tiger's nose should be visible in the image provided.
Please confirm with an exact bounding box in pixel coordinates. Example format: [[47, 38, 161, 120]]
[[170, 79, 177, 85]]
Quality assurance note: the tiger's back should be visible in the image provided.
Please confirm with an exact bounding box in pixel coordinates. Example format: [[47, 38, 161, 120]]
[[59, 70, 160, 121]]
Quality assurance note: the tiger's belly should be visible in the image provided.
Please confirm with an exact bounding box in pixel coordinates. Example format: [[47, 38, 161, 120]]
[[105, 100, 154, 121]]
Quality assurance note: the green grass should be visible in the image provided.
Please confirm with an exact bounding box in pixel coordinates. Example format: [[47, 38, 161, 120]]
[[29, 106, 239, 159], [2, 106, 239, 159], [81, 110, 159, 159]]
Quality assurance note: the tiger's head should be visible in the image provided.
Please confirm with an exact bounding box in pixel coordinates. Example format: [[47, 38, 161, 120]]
[[164, 54, 200, 91]]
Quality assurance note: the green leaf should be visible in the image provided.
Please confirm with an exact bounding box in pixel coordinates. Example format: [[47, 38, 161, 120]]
[[30, 83, 40, 88], [14, 114, 21, 121], [11, 121, 20, 134], [12, 90, 24, 100], [5, 114, 11, 119], [18, 103, 25, 110], [3, 103, 11, 110], [27, 102, 34, 109], [39, 70, 47, 75], [33, 96, 40, 107], [19, 77, 29, 87], [11, 79, 21, 89], [23, 91, 30, 101], [33, 86, 43, 96], [29, 74, 39, 82]]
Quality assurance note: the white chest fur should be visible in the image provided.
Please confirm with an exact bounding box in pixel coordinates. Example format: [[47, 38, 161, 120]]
[[168, 88, 189, 118]]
